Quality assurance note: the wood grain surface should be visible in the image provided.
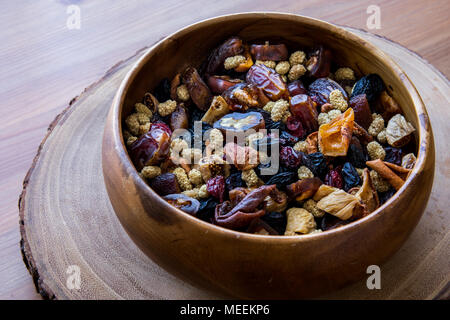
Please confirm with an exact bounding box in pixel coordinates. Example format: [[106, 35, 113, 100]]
[[1, 0, 449, 300]]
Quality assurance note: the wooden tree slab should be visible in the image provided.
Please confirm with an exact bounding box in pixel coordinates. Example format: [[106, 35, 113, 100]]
[[19, 28, 450, 300]]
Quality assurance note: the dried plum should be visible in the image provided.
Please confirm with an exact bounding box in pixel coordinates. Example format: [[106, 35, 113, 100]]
[[302, 152, 327, 178], [261, 212, 287, 235], [265, 172, 298, 190], [384, 146, 402, 166], [341, 162, 361, 191], [197, 197, 218, 222], [225, 172, 246, 191], [351, 74, 385, 103], [153, 78, 171, 102]]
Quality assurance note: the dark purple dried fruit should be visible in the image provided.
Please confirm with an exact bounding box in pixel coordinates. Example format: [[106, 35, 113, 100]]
[[308, 78, 348, 106], [384, 146, 402, 166], [324, 166, 343, 189], [130, 126, 171, 170], [341, 162, 361, 191], [197, 197, 218, 222], [302, 152, 327, 178], [280, 146, 302, 169], [163, 194, 200, 216], [265, 172, 298, 190], [349, 94, 372, 129], [351, 74, 385, 102], [347, 137, 367, 168], [378, 188, 396, 205], [182, 67, 213, 111], [207, 175, 226, 202], [225, 172, 246, 192], [261, 212, 287, 235], [148, 173, 180, 196]]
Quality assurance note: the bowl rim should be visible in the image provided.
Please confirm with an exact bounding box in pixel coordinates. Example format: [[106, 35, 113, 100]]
[[109, 12, 432, 243]]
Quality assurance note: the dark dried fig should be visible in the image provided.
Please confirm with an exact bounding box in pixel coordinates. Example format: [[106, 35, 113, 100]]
[[206, 37, 244, 75], [207, 75, 242, 94], [149, 173, 181, 196], [349, 94, 372, 129], [306, 46, 332, 78], [169, 103, 189, 131], [182, 67, 213, 111], [164, 194, 200, 216], [246, 64, 288, 101], [289, 94, 318, 133], [213, 111, 265, 135], [250, 43, 288, 61], [308, 78, 348, 106], [130, 125, 171, 170]]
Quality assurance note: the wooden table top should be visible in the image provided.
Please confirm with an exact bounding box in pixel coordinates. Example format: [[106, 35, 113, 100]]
[[1, 0, 449, 300]]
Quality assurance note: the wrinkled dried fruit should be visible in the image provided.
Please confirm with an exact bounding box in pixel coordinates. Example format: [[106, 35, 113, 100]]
[[341, 162, 361, 191], [206, 37, 244, 75], [130, 125, 171, 170], [287, 80, 307, 96], [351, 74, 385, 102], [201, 96, 230, 126], [318, 108, 354, 157], [169, 103, 189, 131], [280, 146, 302, 169], [402, 153, 416, 169], [317, 189, 364, 220], [279, 130, 300, 146], [285, 115, 306, 138], [250, 43, 288, 61], [384, 146, 402, 166], [170, 74, 182, 100], [324, 166, 344, 189], [286, 177, 323, 201], [386, 114, 415, 147], [289, 94, 319, 133], [261, 212, 287, 235], [207, 75, 242, 94], [305, 131, 319, 154], [379, 91, 401, 121], [349, 94, 372, 129], [308, 78, 348, 106], [302, 152, 327, 178], [197, 197, 218, 222], [213, 111, 265, 134], [246, 64, 288, 101], [164, 194, 200, 216], [197, 155, 230, 182], [222, 83, 262, 110], [306, 46, 332, 78], [207, 175, 225, 202], [347, 137, 367, 168], [183, 67, 213, 111], [148, 173, 181, 196], [265, 171, 298, 190], [225, 172, 246, 192], [354, 168, 379, 214], [142, 92, 159, 113]]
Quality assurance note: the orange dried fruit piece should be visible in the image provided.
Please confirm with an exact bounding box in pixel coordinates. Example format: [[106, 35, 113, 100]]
[[318, 108, 354, 157]]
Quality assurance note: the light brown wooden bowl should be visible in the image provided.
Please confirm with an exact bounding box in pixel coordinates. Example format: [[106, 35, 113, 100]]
[[102, 13, 434, 299]]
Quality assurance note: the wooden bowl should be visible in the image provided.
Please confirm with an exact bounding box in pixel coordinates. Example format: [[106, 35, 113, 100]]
[[102, 13, 434, 299]]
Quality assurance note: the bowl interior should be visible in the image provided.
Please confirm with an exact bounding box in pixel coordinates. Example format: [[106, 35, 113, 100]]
[[117, 13, 426, 237]]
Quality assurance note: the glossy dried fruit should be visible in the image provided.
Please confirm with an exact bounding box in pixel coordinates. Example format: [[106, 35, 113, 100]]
[[148, 173, 181, 196], [246, 64, 288, 101], [130, 125, 171, 170], [197, 197, 218, 222], [207, 75, 242, 94], [279, 130, 300, 146], [349, 94, 372, 129], [164, 194, 200, 216], [206, 37, 244, 75], [234, 49, 254, 72], [305, 46, 332, 78], [289, 94, 318, 133], [280, 146, 302, 169], [261, 212, 287, 235], [324, 166, 344, 189], [265, 171, 298, 190], [384, 146, 402, 166], [169, 103, 189, 131], [182, 67, 213, 111], [287, 80, 307, 96], [207, 175, 225, 202], [222, 83, 261, 111], [302, 152, 327, 178], [285, 115, 305, 138], [213, 111, 265, 134], [305, 131, 319, 154], [386, 114, 415, 147], [308, 78, 348, 106], [341, 162, 361, 191], [250, 43, 288, 61], [318, 108, 354, 157], [286, 177, 322, 201], [351, 74, 385, 102]]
